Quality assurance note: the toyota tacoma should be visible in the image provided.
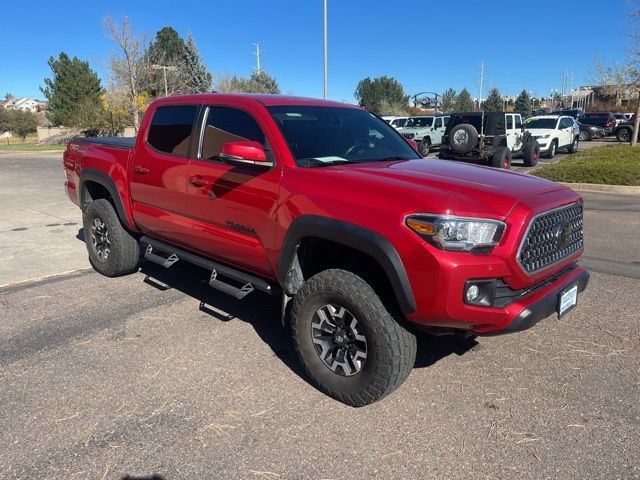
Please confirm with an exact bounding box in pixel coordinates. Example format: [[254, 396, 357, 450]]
[[63, 94, 589, 406]]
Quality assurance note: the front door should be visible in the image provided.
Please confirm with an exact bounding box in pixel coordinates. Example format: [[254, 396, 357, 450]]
[[129, 104, 200, 242], [185, 105, 281, 277], [432, 117, 446, 145], [506, 114, 518, 151]]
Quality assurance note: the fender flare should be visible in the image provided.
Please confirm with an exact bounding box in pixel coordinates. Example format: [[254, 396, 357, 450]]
[[277, 215, 416, 314], [78, 168, 133, 229]]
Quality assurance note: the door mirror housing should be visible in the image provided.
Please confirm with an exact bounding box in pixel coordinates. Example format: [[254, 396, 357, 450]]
[[220, 141, 272, 167]]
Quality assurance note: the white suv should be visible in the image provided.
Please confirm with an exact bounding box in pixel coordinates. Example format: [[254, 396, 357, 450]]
[[523, 115, 579, 158], [381, 116, 409, 129], [398, 115, 449, 156]]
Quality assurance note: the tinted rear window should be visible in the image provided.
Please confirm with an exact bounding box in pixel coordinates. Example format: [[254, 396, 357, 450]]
[[147, 105, 198, 156]]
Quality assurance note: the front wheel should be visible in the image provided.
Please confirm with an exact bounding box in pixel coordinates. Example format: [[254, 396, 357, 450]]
[[83, 199, 140, 277], [418, 138, 431, 157], [491, 146, 511, 169], [579, 130, 590, 141], [545, 140, 557, 159], [290, 269, 417, 406], [522, 141, 540, 167]]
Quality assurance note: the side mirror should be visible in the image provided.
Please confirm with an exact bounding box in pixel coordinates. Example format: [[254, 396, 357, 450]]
[[220, 141, 272, 167]]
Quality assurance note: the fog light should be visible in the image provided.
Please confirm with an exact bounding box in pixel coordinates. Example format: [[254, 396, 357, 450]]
[[466, 284, 480, 302]]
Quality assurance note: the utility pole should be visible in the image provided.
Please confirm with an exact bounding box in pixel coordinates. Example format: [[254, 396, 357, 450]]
[[478, 62, 484, 112], [251, 43, 263, 74], [152, 64, 178, 97], [323, 0, 328, 99]]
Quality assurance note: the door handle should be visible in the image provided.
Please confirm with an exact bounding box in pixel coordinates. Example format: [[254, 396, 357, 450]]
[[188, 175, 209, 187], [133, 165, 149, 175]]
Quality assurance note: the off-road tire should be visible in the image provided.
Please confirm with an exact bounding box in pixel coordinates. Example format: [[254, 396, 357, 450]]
[[83, 199, 139, 277], [545, 140, 557, 159], [617, 128, 631, 143], [491, 146, 511, 169], [449, 124, 478, 154], [290, 269, 417, 407], [567, 137, 578, 154], [578, 130, 590, 141], [418, 138, 431, 157], [522, 141, 540, 167]]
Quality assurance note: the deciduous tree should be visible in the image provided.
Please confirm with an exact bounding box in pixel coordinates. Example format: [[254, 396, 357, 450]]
[[354, 76, 410, 114]]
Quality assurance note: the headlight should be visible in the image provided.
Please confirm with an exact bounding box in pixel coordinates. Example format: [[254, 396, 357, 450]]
[[405, 214, 505, 252], [542, 133, 551, 138]]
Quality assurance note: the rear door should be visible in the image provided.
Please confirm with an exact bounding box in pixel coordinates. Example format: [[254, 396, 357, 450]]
[[505, 114, 518, 151], [558, 117, 573, 147], [184, 104, 281, 276], [432, 117, 446, 145], [129, 104, 200, 241]]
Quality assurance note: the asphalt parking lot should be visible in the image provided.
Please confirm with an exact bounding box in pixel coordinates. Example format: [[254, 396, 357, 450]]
[[0, 152, 638, 479]]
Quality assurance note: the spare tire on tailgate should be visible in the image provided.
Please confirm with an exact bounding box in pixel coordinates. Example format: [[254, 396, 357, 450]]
[[449, 124, 478, 154]]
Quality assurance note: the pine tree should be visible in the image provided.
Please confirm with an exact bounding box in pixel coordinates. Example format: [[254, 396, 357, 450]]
[[454, 88, 474, 112], [483, 87, 503, 112], [183, 32, 212, 93], [514, 89, 532, 117], [439, 88, 457, 112], [247, 71, 281, 94], [145, 27, 187, 96], [40, 52, 103, 126]]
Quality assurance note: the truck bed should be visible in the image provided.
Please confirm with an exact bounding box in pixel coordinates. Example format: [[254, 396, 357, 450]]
[[75, 136, 135, 149]]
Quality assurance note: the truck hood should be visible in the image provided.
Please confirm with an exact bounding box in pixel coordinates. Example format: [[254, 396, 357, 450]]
[[319, 159, 569, 219]]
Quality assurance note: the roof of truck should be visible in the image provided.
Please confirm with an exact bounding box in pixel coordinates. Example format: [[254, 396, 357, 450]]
[[152, 93, 361, 109]]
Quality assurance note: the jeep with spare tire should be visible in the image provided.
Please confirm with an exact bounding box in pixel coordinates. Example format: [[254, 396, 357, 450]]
[[438, 112, 541, 168]]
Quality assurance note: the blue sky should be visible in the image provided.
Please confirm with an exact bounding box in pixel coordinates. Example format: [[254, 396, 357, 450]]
[[0, 0, 630, 102]]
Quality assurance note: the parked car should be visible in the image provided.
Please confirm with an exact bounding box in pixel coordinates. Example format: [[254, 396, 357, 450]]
[[577, 122, 605, 141], [623, 112, 635, 120], [398, 115, 449, 156], [613, 115, 638, 142], [381, 115, 409, 129], [62, 93, 589, 406], [531, 108, 551, 116], [578, 112, 617, 135], [523, 116, 580, 158], [438, 112, 540, 167], [551, 108, 584, 119]]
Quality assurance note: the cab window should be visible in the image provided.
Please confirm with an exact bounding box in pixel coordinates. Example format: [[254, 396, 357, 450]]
[[147, 105, 198, 156], [200, 106, 266, 160], [515, 115, 522, 129], [506, 115, 514, 130], [434, 118, 443, 129]]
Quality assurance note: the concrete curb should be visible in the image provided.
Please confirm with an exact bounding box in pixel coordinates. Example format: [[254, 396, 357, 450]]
[[560, 182, 640, 196]]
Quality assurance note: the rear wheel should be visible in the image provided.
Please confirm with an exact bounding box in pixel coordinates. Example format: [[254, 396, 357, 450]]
[[545, 140, 557, 159], [522, 141, 540, 167], [567, 137, 578, 154], [617, 128, 631, 143], [491, 147, 511, 169], [83, 199, 139, 277], [290, 269, 417, 406], [418, 138, 431, 157]]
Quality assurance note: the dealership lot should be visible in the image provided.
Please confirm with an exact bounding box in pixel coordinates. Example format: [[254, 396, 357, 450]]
[[0, 153, 638, 479]]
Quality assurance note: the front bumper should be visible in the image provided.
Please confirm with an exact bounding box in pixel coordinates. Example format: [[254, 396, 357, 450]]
[[491, 268, 589, 334]]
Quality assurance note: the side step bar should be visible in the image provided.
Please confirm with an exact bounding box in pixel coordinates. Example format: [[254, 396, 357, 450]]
[[140, 236, 280, 298]]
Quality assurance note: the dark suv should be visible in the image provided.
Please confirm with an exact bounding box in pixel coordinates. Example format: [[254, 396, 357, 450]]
[[551, 108, 584, 119], [578, 112, 617, 135], [438, 112, 540, 168]]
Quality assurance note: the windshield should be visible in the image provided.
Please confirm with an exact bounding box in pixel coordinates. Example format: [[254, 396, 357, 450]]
[[405, 117, 433, 128], [267, 106, 416, 167], [524, 118, 558, 129]]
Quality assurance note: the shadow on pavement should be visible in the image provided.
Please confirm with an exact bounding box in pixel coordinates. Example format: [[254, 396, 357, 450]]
[[136, 258, 475, 381]]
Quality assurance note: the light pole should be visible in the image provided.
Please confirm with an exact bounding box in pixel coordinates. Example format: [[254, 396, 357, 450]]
[[323, 0, 328, 99], [152, 64, 178, 97]]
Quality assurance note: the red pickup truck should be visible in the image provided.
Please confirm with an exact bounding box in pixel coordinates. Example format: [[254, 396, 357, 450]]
[[63, 94, 589, 406]]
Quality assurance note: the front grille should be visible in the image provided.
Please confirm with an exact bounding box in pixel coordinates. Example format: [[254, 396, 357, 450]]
[[517, 203, 583, 275], [401, 133, 415, 139]]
